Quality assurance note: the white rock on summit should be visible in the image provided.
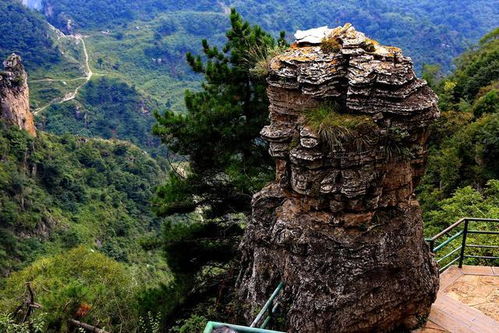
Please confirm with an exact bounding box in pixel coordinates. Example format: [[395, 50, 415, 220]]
[[294, 26, 333, 44]]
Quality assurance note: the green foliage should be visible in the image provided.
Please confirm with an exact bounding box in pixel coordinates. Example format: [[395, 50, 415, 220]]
[[162, 219, 241, 278], [0, 122, 167, 281], [0, 247, 136, 332], [152, 175, 196, 216], [422, 64, 443, 89], [0, 312, 46, 333], [137, 312, 161, 333], [419, 28, 499, 239], [136, 217, 243, 331], [153, 9, 283, 217], [420, 113, 499, 214], [425, 181, 499, 233], [472, 86, 499, 118], [171, 314, 207, 333], [434, 27, 499, 110], [423, 181, 499, 267], [0, 0, 60, 69], [452, 28, 499, 101]]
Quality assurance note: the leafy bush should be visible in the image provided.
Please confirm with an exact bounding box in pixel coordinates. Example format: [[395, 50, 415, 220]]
[[0, 312, 46, 333], [0, 247, 137, 332]]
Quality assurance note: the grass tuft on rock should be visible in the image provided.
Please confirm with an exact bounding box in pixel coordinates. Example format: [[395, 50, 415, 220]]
[[321, 37, 342, 53], [304, 104, 376, 150], [248, 44, 288, 78]]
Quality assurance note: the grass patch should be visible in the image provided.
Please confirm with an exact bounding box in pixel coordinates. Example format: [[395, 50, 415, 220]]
[[304, 104, 376, 150], [248, 44, 288, 78]]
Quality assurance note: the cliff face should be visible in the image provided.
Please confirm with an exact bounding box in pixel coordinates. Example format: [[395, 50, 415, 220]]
[[238, 24, 440, 332], [0, 54, 36, 136]]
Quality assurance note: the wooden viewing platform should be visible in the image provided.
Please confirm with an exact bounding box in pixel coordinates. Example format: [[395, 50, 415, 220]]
[[417, 265, 499, 333]]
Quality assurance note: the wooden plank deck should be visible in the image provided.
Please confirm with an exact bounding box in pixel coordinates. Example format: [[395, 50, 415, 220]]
[[417, 266, 499, 333]]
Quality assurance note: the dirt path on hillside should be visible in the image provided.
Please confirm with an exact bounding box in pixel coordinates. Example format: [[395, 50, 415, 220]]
[[34, 34, 93, 115]]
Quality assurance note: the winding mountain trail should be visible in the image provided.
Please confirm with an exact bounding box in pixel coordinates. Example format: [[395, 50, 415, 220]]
[[34, 34, 93, 115]]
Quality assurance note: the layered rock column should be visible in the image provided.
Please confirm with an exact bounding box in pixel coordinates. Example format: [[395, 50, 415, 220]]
[[238, 25, 439, 332], [0, 54, 36, 136]]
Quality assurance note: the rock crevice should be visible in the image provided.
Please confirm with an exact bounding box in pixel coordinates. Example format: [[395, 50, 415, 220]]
[[238, 24, 439, 332]]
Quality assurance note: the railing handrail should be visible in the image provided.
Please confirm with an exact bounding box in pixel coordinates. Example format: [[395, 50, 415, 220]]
[[426, 218, 466, 242], [426, 217, 499, 242], [204, 282, 285, 333], [204, 322, 284, 333], [426, 217, 499, 272], [250, 282, 284, 328]]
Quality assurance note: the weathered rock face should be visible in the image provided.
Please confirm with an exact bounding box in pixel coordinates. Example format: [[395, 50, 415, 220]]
[[0, 54, 36, 136], [238, 24, 440, 332]]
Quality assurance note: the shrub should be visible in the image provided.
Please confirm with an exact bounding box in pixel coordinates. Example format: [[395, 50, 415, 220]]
[[0, 247, 137, 332]]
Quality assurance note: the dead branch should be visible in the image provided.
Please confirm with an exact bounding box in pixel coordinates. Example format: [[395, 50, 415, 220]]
[[69, 319, 110, 333], [13, 282, 42, 323]]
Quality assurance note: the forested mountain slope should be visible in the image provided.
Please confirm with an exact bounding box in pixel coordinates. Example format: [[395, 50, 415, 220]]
[[39, 77, 163, 153], [0, 0, 59, 69], [418, 28, 499, 234], [0, 48, 169, 331], [0, 121, 171, 331], [0, 119, 170, 274], [11, 0, 496, 150]]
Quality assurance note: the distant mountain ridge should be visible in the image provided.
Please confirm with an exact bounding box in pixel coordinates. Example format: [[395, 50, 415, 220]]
[[36, 0, 499, 71]]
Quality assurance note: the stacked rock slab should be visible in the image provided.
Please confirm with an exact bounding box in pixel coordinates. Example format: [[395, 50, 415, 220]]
[[238, 24, 439, 332], [0, 54, 36, 137]]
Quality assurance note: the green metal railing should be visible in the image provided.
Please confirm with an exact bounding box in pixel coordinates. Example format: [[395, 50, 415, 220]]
[[425, 217, 499, 273], [204, 282, 285, 333], [205, 218, 497, 331], [203, 322, 284, 333]]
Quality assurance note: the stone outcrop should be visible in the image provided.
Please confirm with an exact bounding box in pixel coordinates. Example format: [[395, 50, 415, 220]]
[[238, 24, 440, 332], [0, 54, 36, 136]]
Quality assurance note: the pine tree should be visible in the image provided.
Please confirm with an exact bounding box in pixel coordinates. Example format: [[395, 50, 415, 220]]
[[153, 9, 286, 218], [146, 12, 286, 328]]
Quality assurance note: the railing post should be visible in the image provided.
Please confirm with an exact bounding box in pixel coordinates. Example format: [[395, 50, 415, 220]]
[[458, 219, 469, 268], [270, 299, 274, 324], [429, 239, 435, 253]]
